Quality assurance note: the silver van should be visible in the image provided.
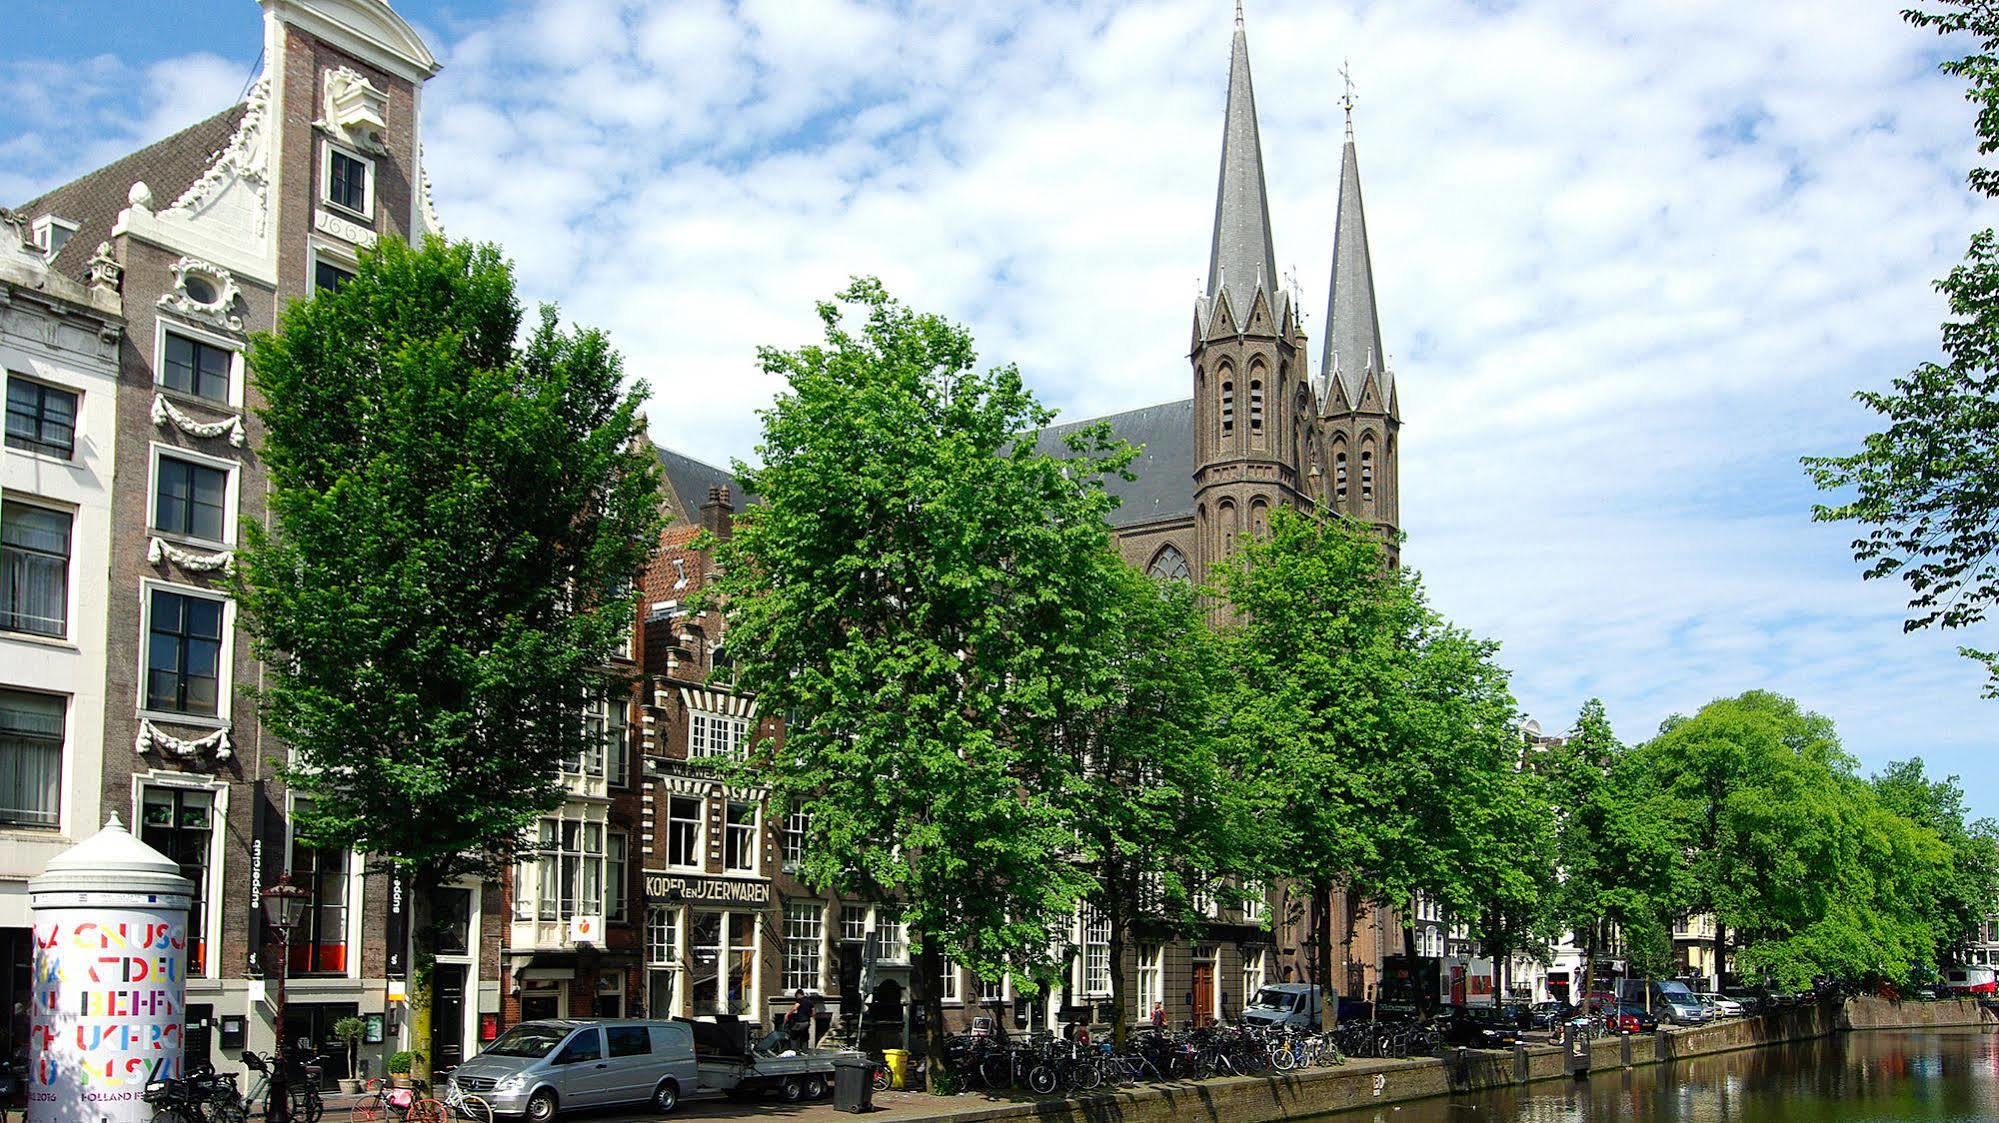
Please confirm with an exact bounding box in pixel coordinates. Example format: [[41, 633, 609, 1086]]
[[1242, 983, 1323, 1028], [445, 1019, 696, 1120]]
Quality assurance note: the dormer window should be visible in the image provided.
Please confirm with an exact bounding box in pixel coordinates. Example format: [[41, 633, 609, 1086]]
[[323, 144, 374, 218], [30, 216, 78, 260]]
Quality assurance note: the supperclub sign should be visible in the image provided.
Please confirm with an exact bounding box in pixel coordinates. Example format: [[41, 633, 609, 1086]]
[[29, 911, 187, 1121]]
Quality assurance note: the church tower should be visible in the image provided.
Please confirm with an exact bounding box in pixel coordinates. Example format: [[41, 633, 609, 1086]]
[[1191, 4, 1314, 584], [1318, 99, 1400, 564]]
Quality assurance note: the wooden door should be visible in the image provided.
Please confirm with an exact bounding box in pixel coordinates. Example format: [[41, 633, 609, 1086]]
[[1191, 963, 1215, 1026]]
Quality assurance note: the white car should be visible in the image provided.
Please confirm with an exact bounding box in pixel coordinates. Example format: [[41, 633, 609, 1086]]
[[1696, 992, 1744, 1017]]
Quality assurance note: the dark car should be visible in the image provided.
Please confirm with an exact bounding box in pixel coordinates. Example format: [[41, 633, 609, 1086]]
[[1436, 1005, 1520, 1049], [1529, 1001, 1568, 1030], [1721, 988, 1768, 1015], [1611, 1005, 1658, 1034]]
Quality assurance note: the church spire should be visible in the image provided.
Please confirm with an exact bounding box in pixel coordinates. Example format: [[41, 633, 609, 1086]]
[[1204, 3, 1282, 329], [1321, 96, 1388, 410]]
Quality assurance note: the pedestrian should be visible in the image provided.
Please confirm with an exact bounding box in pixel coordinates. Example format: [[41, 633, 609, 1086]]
[[1149, 1001, 1168, 1029], [783, 988, 815, 1049]]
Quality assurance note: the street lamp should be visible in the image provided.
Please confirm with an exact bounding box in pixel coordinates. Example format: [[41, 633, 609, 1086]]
[[263, 873, 310, 1123]]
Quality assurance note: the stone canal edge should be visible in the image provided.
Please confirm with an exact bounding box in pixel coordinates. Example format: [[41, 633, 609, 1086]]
[[584, 997, 1996, 1123]]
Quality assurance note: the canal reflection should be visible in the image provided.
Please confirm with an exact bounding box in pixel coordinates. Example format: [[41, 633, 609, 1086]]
[[1315, 1030, 1998, 1123]]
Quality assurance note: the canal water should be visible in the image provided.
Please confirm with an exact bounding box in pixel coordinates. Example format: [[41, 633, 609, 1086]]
[[1316, 1029, 1998, 1122]]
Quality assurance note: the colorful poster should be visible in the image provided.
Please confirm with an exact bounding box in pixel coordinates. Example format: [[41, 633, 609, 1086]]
[[28, 908, 187, 1123]]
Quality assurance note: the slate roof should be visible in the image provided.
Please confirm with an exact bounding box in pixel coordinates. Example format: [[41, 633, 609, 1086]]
[[655, 445, 747, 526], [14, 104, 247, 280], [1205, 14, 1282, 330], [1035, 398, 1194, 529]]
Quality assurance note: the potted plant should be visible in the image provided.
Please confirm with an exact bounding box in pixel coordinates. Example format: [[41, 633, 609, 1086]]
[[387, 1050, 416, 1089], [331, 1017, 366, 1094]]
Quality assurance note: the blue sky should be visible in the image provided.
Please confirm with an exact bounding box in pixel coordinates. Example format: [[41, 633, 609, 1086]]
[[7, 0, 1996, 817]]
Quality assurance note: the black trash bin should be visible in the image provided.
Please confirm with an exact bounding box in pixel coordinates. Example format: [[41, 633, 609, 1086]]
[[833, 1054, 877, 1113]]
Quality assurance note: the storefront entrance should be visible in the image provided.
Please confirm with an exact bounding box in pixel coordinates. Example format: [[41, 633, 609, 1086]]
[[288, 1002, 358, 1088]]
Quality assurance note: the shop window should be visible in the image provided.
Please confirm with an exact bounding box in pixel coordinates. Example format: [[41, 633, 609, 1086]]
[[689, 911, 756, 1015], [140, 786, 214, 973], [288, 819, 350, 975]]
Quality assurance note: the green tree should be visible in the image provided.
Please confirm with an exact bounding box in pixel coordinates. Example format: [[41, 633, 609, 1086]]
[[234, 238, 663, 1082], [1625, 692, 1953, 989], [1871, 758, 1999, 965], [1046, 560, 1248, 1045], [1219, 507, 1522, 1023], [708, 279, 1131, 1071], [1804, 1, 1999, 694]]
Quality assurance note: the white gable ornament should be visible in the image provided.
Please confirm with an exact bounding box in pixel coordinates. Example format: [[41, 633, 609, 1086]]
[[156, 256, 243, 333], [318, 67, 391, 154]]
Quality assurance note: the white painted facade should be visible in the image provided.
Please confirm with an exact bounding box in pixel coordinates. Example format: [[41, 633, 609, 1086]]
[[0, 223, 123, 930]]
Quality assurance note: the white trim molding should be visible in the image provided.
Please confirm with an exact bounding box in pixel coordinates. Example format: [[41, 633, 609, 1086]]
[[156, 257, 246, 333]]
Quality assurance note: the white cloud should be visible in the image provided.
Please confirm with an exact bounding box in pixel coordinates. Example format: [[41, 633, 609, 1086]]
[[5, 0, 1994, 809]]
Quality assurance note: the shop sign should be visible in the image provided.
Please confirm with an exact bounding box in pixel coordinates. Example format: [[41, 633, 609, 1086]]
[[643, 873, 771, 906]]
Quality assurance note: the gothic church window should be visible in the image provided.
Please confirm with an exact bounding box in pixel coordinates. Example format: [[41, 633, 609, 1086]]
[[1147, 545, 1191, 584], [1220, 381, 1234, 435]]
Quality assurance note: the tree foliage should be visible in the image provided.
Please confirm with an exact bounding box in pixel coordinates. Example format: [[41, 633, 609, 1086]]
[[1804, 1, 1999, 693], [709, 278, 1134, 1065], [234, 237, 662, 1079], [1218, 507, 1535, 1017], [1870, 757, 1999, 963], [1621, 692, 1956, 990]]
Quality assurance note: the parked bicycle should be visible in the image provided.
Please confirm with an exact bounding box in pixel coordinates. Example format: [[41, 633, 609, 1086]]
[[141, 1063, 242, 1123], [353, 1076, 445, 1123]]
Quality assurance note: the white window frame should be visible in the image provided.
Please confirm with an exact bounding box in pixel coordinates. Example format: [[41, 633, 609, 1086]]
[[518, 810, 607, 925], [839, 904, 869, 943], [30, 215, 78, 260], [782, 901, 825, 994], [135, 578, 234, 728], [131, 771, 228, 981], [320, 140, 377, 221], [1241, 947, 1266, 1007], [689, 909, 761, 1016], [1136, 944, 1163, 1017], [780, 806, 808, 869], [307, 240, 358, 293], [939, 957, 961, 1005], [0, 495, 76, 642], [152, 318, 244, 409], [283, 793, 364, 980], [3, 371, 83, 465], [1242, 880, 1266, 924], [1079, 906, 1111, 998], [606, 829, 628, 922], [147, 441, 241, 550], [664, 793, 704, 872], [689, 709, 749, 760], [723, 799, 759, 874]]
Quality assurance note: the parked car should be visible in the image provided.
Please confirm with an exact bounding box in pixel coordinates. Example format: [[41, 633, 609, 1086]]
[[1610, 1005, 1658, 1034], [1695, 992, 1744, 1018], [1721, 988, 1768, 1015], [1494, 1003, 1536, 1030], [1528, 1001, 1569, 1030], [448, 1019, 696, 1119], [1243, 984, 1324, 1029], [1435, 1005, 1519, 1049], [1653, 980, 1711, 1025]]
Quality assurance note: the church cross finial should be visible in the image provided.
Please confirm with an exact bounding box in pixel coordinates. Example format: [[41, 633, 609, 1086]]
[[1339, 58, 1357, 138]]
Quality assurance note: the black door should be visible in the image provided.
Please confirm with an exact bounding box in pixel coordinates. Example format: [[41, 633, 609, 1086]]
[[288, 1002, 358, 1088], [432, 965, 468, 1072], [837, 945, 863, 1033]]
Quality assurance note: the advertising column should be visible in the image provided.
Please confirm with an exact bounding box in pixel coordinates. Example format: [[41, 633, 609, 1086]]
[[27, 816, 195, 1123]]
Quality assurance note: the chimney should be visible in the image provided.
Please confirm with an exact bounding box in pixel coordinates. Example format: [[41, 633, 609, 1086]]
[[699, 485, 734, 541]]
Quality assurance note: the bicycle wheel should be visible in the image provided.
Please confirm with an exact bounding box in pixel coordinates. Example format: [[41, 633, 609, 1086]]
[[455, 1095, 494, 1123], [290, 1084, 324, 1123], [1073, 1057, 1103, 1092], [409, 1098, 447, 1123], [353, 1096, 384, 1123], [978, 1054, 1014, 1090], [1026, 1064, 1059, 1096]]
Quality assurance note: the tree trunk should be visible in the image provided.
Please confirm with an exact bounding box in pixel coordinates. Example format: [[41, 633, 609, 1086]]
[[1713, 920, 1727, 990], [917, 938, 948, 1091], [1107, 890, 1130, 1047], [408, 865, 437, 1089], [1341, 890, 1361, 1022], [1311, 881, 1335, 1031]]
